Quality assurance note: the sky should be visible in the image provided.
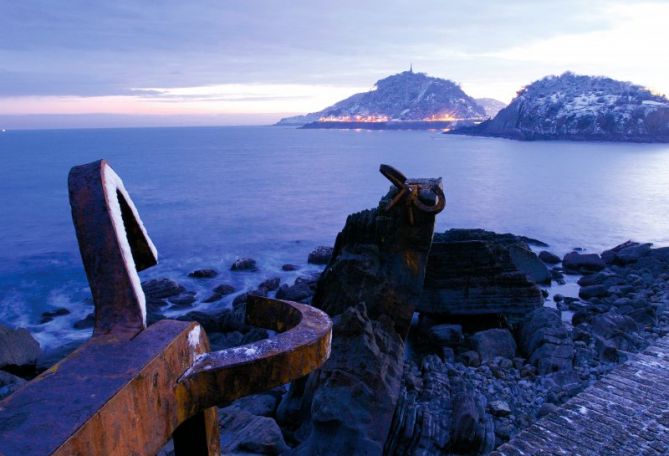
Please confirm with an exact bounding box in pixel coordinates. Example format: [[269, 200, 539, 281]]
[[1, 0, 668, 129]]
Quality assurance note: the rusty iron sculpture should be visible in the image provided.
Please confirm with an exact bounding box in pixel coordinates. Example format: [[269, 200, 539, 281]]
[[0, 160, 332, 456], [379, 164, 445, 225]]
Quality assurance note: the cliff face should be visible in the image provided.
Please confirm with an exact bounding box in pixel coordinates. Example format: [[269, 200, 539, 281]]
[[453, 72, 669, 142], [276, 71, 487, 125]]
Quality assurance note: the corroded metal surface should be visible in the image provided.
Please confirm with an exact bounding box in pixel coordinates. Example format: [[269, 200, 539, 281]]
[[380, 164, 445, 224], [0, 160, 332, 455], [178, 296, 332, 414], [68, 160, 157, 337]]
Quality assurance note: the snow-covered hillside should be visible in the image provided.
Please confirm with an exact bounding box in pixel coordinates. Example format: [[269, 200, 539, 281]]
[[276, 70, 487, 126], [454, 72, 669, 142]]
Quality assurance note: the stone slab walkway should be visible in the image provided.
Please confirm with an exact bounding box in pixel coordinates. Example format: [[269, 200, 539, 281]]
[[492, 337, 669, 455]]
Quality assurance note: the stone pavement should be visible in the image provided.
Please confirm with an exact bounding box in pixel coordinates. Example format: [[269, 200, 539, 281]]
[[492, 337, 669, 455]]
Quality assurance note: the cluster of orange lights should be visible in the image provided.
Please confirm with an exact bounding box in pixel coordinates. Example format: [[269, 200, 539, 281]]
[[318, 115, 390, 122], [318, 113, 459, 122], [423, 113, 458, 121]]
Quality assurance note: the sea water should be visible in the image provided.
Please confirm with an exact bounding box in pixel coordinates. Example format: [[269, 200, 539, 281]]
[[1, 126, 669, 349]]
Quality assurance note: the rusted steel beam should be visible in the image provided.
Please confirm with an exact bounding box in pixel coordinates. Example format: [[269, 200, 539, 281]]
[[0, 297, 331, 455], [68, 160, 158, 338]]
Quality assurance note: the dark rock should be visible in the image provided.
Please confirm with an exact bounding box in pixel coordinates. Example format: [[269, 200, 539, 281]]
[[508, 244, 551, 284], [577, 272, 611, 287], [551, 269, 566, 285], [451, 377, 495, 454], [538, 402, 559, 417], [208, 331, 244, 351], [384, 357, 451, 455], [284, 304, 404, 455], [420, 229, 544, 323], [178, 309, 244, 334], [307, 246, 333, 265], [40, 307, 71, 324], [203, 283, 236, 303], [0, 370, 26, 400], [0, 324, 41, 373], [201, 293, 223, 303], [589, 311, 645, 352], [553, 294, 564, 303], [141, 278, 185, 299], [471, 328, 517, 362], [579, 285, 610, 300], [213, 284, 236, 295], [73, 313, 95, 329], [488, 400, 512, 417], [562, 252, 605, 274], [187, 268, 218, 279], [427, 324, 463, 347], [281, 264, 299, 271], [219, 409, 289, 455], [460, 350, 481, 367], [602, 241, 652, 265], [539, 251, 561, 264], [231, 257, 257, 271], [232, 292, 250, 306], [519, 308, 574, 374], [275, 281, 313, 303], [223, 389, 284, 417], [258, 277, 281, 292], [168, 292, 197, 308]]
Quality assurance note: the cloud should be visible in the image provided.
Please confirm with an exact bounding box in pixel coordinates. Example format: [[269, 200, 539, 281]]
[[1, 0, 666, 124]]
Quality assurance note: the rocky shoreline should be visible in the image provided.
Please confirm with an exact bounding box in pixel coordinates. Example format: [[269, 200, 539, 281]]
[[2, 231, 668, 455]]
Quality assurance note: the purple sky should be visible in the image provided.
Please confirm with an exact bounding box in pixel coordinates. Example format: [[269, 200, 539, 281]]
[[1, 1, 667, 129]]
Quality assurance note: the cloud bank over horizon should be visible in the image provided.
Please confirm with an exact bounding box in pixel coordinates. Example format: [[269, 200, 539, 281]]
[[1, 0, 667, 128]]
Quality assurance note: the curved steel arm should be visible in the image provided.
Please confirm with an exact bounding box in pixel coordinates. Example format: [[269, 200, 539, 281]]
[[178, 295, 332, 412]]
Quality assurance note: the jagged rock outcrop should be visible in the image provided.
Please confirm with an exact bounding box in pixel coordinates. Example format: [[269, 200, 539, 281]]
[[277, 174, 442, 454], [277, 70, 486, 126], [385, 356, 495, 455], [452, 72, 669, 142], [518, 308, 574, 375], [418, 229, 545, 324]]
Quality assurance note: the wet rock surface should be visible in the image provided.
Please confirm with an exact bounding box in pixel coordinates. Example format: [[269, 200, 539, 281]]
[[231, 257, 258, 271], [419, 229, 545, 324], [279, 179, 441, 455]]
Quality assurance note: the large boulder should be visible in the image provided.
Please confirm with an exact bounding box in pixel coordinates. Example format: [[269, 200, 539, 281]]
[[518, 308, 574, 374], [0, 324, 41, 374], [419, 229, 545, 324], [471, 328, 517, 362], [562, 252, 605, 274], [218, 409, 288, 455], [601, 241, 652, 265]]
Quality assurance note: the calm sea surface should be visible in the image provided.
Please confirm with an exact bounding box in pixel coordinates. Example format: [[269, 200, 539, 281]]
[[2, 126, 669, 349]]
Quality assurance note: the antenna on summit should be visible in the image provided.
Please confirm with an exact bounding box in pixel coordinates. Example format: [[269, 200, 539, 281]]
[[409, 63, 413, 73]]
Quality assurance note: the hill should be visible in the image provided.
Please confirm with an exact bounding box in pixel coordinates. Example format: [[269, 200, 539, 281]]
[[276, 70, 487, 126], [451, 72, 669, 142]]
